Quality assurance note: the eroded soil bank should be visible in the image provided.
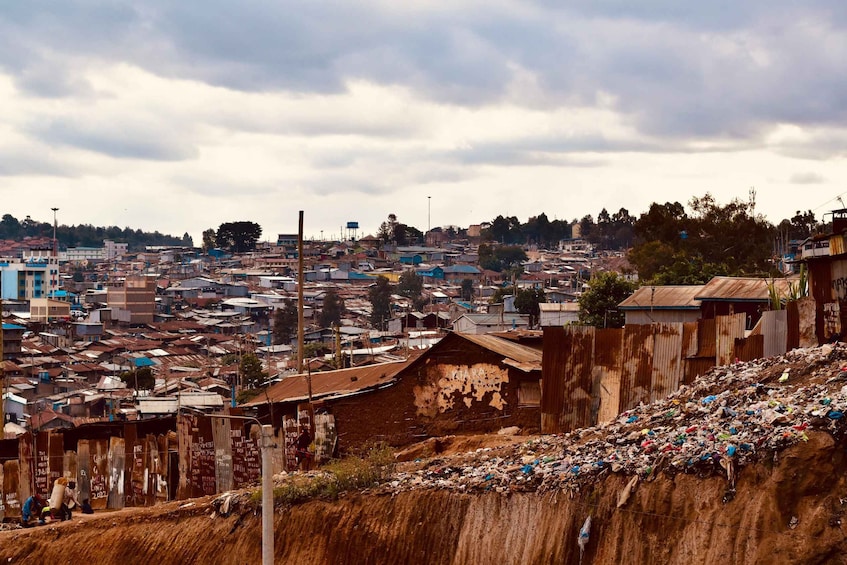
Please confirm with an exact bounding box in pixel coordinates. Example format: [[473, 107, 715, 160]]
[[1, 432, 845, 565]]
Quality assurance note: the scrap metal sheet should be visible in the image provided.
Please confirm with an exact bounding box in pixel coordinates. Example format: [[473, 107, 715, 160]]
[[594, 328, 623, 425], [107, 437, 125, 510], [651, 323, 683, 403], [212, 417, 233, 493], [716, 313, 746, 366], [620, 324, 654, 411], [761, 310, 788, 358]]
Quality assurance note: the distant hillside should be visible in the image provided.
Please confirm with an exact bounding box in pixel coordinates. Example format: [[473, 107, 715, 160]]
[[0, 213, 192, 251]]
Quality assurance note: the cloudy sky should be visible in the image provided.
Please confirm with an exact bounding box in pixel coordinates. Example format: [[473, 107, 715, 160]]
[[2, 1, 847, 243]]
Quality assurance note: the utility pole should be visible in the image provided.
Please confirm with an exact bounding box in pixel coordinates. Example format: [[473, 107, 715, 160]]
[[297, 211, 305, 374]]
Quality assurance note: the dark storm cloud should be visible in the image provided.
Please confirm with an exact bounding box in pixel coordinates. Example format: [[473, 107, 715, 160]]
[[3, 1, 847, 154]]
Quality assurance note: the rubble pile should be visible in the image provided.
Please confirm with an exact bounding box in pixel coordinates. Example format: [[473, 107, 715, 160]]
[[383, 344, 847, 496]]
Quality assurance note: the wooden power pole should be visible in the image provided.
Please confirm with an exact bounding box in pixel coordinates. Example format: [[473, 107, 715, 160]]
[[297, 211, 305, 374]]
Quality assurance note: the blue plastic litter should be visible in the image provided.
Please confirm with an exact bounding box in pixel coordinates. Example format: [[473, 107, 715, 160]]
[[626, 415, 639, 423], [702, 395, 717, 404], [827, 410, 844, 420], [726, 445, 737, 457]]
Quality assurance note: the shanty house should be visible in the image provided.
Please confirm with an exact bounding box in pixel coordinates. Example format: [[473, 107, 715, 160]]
[[244, 332, 542, 453]]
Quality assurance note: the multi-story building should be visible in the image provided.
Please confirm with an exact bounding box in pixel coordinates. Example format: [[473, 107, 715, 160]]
[[106, 275, 157, 324], [0, 256, 60, 300]]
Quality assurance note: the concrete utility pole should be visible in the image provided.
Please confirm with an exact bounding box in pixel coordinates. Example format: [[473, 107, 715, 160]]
[[297, 211, 304, 374]]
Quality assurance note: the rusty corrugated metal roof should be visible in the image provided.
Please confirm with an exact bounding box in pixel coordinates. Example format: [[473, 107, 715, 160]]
[[695, 276, 793, 302], [618, 285, 703, 310], [455, 333, 543, 369], [242, 357, 417, 406]]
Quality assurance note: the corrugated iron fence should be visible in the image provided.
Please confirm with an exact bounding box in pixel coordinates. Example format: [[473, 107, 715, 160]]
[[542, 311, 802, 433], [0, 410, 341, 520]]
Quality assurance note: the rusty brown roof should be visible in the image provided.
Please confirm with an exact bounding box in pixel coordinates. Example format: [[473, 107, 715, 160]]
[[242, 357, 417, 406], [618, 285, 703, 310], [695, 276, 794, 302], [453, 333, 543, 370]]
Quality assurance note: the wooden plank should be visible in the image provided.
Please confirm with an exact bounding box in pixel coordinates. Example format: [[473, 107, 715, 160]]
[[176, 414, 192, 500]]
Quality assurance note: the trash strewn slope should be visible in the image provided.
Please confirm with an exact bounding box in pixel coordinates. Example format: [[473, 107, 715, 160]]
[[3, 344, 847, 564]]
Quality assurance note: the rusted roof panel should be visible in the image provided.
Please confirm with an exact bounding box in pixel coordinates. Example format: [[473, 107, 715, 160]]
[[618, 285, 703, 310], [242, 358, 415, 406], [695, 276, 794, 302]]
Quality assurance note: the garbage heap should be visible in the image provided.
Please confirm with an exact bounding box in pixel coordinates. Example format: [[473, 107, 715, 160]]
[[383, 343, 847, 496]]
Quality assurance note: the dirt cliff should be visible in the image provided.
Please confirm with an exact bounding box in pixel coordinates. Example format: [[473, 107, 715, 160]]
[[1, 431, 845, 565]]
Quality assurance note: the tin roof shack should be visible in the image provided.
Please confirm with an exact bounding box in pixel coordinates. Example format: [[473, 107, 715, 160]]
[[695, 276, 793, 330], [245, 333, 542, 453], [618, 285, 703, 326], [800, 217, 847, 344]]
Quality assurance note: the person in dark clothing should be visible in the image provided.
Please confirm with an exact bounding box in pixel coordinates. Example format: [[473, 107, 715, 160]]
[[295, 428, 313, 470]]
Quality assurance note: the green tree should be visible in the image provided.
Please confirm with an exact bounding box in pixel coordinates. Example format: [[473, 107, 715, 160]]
[[578, 271, 637, 328], [119, 366, 155, 390], [319, 289, 345, 328], [397, 270, 423, 300], [273, 300, 298, 344], [239, 353, 267, 388], [368, 276, 393, 330], [514, 287, 545, 328], [460, 279, 476, 301], [216, 221, 262, 253], [202, 228, 217, 253]]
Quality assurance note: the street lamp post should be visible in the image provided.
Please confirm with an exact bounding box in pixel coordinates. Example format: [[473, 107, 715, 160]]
[[51, 207, 59, 258]]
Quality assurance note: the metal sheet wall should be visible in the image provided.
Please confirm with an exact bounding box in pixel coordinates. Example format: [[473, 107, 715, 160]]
[[734, 335, 764, 362], [797, 296, 818, 347], [620, 325, 653, 411], [651, 323, 683, 403], [541, 326, 569, 434], [212, 417, 233, 493], [560, 326, 595, 432], [107, 437, 125, 510], [594, 328, 623, 424], [716, 313, 746, 366], [761, 310, 788, 358], [2, 461, 20, 518]]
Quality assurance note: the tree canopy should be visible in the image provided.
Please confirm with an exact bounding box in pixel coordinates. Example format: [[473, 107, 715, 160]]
[[319, 289, 345, 328], [627, 193, 776, 284], [578, 271, 637, 328], [216, 221, 262, 253], [368, 276, 393, 329], [478, 244, 527, 272], [514, 287, 545, 328], [273, 300, 298, 344]]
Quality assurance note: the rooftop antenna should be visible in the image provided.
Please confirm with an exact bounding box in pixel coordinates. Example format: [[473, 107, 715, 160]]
[[838, 196, 845, 209]]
